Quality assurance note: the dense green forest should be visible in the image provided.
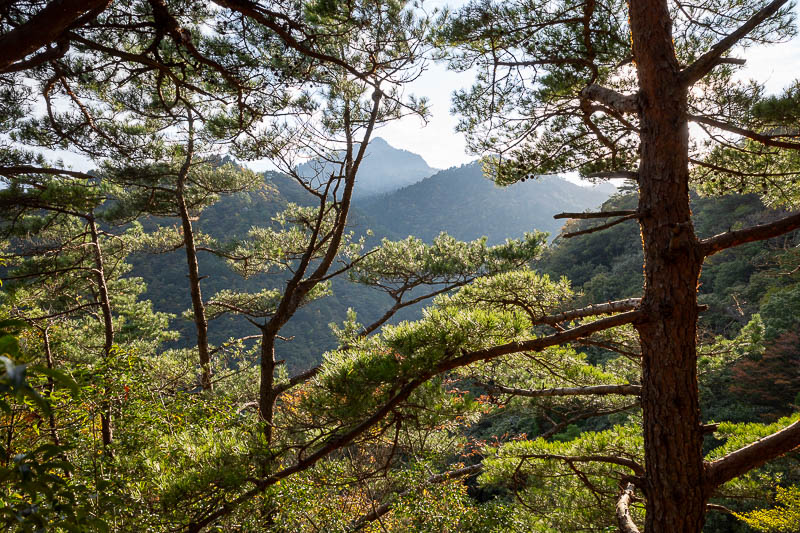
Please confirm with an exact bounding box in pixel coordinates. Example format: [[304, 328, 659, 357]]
[[1, 1, 800, 532]]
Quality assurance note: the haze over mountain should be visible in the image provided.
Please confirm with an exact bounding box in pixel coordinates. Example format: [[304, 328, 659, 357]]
[[361, 161, 615, 243], [296, 137, 438, 199]]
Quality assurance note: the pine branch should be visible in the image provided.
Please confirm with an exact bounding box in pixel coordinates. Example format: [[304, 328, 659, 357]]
[[0, 0, 109, 73], [681, 0, 791, 85], [585, 170, 639, 181], [704, 419, 800, 489], [186, 309, 643, 530], [348, 464, 484, 531], [700, 211, 800, 257]]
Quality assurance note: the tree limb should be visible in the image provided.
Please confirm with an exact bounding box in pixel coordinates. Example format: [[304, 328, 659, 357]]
[[539, 298, 641, 325], [0, 0, 110, 73], [706, 503, 735, 514], [580, 85, 639, 114], [554, 210, 637, 220], [0, 165, 97, 180], [690, 114, 800, 150], [272, 365, 322, 396], [700, 211, 800, 257], [704, 419, 800, 489], [561, 213, 640, 239], [680, 0, 791, 85], [520, 453, 645, 477], [480, 383, 642, 398], [616, 482, 641, 533]]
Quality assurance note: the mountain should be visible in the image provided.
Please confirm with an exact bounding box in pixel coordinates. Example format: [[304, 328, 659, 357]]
[[296, 137, 437, 199], [129, 151, 615, 370], [360, 162, 615, 244]]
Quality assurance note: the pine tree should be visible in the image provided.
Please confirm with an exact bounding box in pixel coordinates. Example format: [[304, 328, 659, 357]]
[[440, 0, 800, 530]]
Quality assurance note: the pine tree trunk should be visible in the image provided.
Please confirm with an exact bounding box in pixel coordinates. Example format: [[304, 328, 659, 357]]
[[177, 192, 213, 391], [175, 112, 213, 391], [259, 331, 277, 444], [630, 0, 709, 530], [88, 216, 114, 450]]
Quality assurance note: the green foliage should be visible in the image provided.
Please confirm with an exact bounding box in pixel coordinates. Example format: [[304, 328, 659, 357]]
[[480, 424, 644, 531], [759, 284, 800, 341], [735, 485, 800, 532], [2, 1, 800, 531]]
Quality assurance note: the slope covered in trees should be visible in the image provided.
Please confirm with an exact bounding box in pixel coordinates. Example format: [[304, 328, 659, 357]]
[[128, 150, 613, 371], [362, 162, 615, 243]]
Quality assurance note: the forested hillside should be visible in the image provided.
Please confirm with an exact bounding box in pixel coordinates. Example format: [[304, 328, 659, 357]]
[[362, 162, 615, 243], [2, 1, 800, 533], [130, 153, 613, 370]]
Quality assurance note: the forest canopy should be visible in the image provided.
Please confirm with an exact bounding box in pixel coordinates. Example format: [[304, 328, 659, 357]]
[[1, 1, 800, 532]]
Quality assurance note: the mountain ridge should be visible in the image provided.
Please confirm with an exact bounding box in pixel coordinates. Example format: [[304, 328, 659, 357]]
[[359, 161, 614, 244]]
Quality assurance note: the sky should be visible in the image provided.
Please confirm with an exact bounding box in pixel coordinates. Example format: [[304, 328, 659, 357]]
[[34, 2, 800, 173], [375, 1, 800, 170]]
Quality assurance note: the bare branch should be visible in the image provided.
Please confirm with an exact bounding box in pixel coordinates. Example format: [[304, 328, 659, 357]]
[[700, 211, 800, 257], [273, 365, 323, 396], [480, 383, 642, 398], [496, 57, 593, 68], [539, 298, 641, 325], [23, 302, 100, 321], [520, 454, 645, 477], [705, 419, 800, 489], [540, 404, 639, 439], [681, 0, 791, 85], [616, 483, 641, 533], [561, 213, 640, 239], [690, 114, 800, 150], [555, 210, 637, 220], [706, 503, 735, 514], [580, 84, 639, 114]]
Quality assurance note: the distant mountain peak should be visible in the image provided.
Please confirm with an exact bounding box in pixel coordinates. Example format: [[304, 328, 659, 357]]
[[296, 137, 437, 199], [369, 136, 390, 146]]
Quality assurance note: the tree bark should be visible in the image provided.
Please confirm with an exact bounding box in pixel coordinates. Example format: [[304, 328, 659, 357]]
[[175, 113, 213, 391], [629, 0, 709, 530], [177, 186, 213, 391], [88, 216, 114, 450], [258, 330, 277, 444]]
